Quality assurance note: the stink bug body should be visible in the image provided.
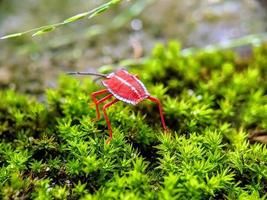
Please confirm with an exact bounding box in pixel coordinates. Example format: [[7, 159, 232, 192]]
[[68, 69, 167, 143]]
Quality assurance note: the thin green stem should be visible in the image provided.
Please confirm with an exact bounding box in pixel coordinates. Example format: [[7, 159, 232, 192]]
[[0, 0, 124, 39]]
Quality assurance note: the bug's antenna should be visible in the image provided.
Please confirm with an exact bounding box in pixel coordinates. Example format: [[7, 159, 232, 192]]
[[67, 72, 107, 78]]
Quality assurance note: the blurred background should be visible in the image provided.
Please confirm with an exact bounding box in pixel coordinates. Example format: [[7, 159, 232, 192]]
[[0, 0, 266, 94]]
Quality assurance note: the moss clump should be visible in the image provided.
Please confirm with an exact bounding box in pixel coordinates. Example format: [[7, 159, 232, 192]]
[[0, 42, 267, 199]]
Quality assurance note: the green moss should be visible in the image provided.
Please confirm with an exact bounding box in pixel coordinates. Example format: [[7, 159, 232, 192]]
[[0, 42, 267, 199]]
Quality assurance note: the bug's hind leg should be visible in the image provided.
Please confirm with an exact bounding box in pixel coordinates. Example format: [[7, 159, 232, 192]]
[[147, 96, 167, 131], [91, 89, 109, 121], [102, 99, 119, 144]]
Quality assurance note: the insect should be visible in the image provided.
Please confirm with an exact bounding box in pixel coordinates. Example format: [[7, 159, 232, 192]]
[[68, 69, 167, 143]]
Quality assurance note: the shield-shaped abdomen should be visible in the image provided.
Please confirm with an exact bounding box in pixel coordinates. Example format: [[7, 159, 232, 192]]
[[102, 69, 150, 105]]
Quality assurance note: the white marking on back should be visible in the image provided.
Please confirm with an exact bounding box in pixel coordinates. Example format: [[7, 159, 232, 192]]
[[102, 81, 138, 105], [114, 75, 142, 99], [121, 70, 150, 96], [107, 72, 115, 78], [132, 76, 150, 96], [102, 70, 150, 105]]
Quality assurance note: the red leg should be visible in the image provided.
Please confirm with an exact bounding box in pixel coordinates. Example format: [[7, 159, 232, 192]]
[[93, 94, 113, 121], [91, 89, 109, 120], [102, 99, 119, 143], [147, 96, 167, 131]]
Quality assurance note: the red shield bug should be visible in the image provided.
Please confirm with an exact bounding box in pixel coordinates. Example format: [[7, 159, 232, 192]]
[[68, 69, 167, 143]]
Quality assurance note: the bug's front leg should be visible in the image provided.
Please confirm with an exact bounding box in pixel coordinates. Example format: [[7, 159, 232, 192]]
[[93, 94, 113, 121], [91, 89, 109, 120], [102, 99, 119, 144]]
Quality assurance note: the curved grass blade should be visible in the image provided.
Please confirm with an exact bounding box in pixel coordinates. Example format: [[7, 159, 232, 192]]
[[32, 26, 56, 37], [89, 4, 110, 18], [0, 33, 23, 40], [63, 12, 89, 23]]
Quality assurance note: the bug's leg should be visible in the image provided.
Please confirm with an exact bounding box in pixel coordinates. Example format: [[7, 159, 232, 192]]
[[91, 89, 109, 120], [134, 74, 140, 79], [93, 94, 113, 121], [102, 99, 119, 144], [147, 96, 167, 131]]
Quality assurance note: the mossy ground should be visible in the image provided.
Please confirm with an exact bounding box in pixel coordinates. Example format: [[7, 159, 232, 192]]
[[0, 42, 267, 199]]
